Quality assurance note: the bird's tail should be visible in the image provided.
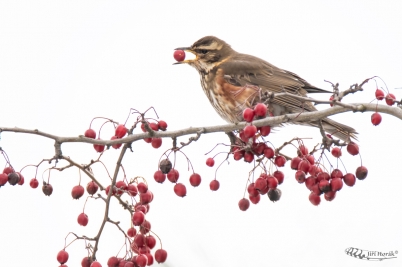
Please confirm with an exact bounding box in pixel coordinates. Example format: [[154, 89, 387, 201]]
[[317, 118, 358, 142]]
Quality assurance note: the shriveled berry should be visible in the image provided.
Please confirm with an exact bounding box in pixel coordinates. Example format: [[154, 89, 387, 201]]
[[8, 172, 20, 185], [238, 198, 250, 211], [173, 50, 185, 62], [159, 158, 172, 174], [42, 183, 53, 196], [356, 166, 368, 180], [267, 188, 282, 202]]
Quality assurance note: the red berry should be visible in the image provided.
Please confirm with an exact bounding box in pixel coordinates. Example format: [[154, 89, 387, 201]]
[[306, 154, 315, 165], [127, 184, 138, 196], [143, 137, 152, 143], [127, 227, 136, 237], [267, 176, 278, 189], [105, 185, 116, 196], [371, 112, 382, 125], [254, 103, 267, 117], [254, 177, 268, 191], [318, 179, 331, 193], [72, 185, 85, 199], [331, 169, 343, 179], [324, 191, 336, 201], [252, 143, 266, 156], [274, 155, 286, 167], [86, 181, 99, 195], [189, 173, 201, 187], [247, 183, 259, 197], [273, 171, 285, 184], [316, 172, 330, 182], [309, 192, 321, 206], [264, 147, 275, 159], [140, 220, 151, 234], [57, 250, 69, 264], [244, 151, 254, 163], [167, 169, 179, 183], [145, 235, 157, 249], [329, 95, 335, 107], [343, 173, 356, 186], [206, 157, 215, 167], [90, 262, 102, 267], [132, 211, 145, 226], [107, 256, 119, 267], [233, 150, 244, 161], [0, 173, 9, 186], [85, 129, 96, 139], [385, 93, 396, 106], [290, 157, 302, 170], [249, 194, 260, 204], [346, 142, 359, 156], [115, 180, 127, 196], [309, 165, 322, 177], [3, 166, 14, 175], [115, 124, 127, 138], [29, 178, 39, 188], [174, 183, 187, 197], [242, 108, 255, 122], [257, 126, 270, 137], [151, 137, 162, 148], [93, 138, 105, 153], [210, 180, 220, 191], [305, 176, 316, 190], [154, 249, 168, 263], [375, 89, 384, 100], [331, 147, 342, 158], [243, 125, 257, 138], [173, 50, 185, 62], [298, 159, 310, 173], [110, 136, 122, 149], [330, 177, 343, 191], [17, 172, 24, 185], [238, 198, 250, 211], [78, 213, 88, 226], [298, 145, 309, 156], [81, 257, 93, 267], [158, 120, 168, 131], [137, 182, 148, 193], [295, 170, 306, 183], [140, 190, 153, 205], [356, 166, 368, 180], [149, 122, 159, 131], [154, 170, 166, 183]]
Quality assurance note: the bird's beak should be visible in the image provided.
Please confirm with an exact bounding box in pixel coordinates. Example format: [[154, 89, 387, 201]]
[[173, 47, 197, 65]]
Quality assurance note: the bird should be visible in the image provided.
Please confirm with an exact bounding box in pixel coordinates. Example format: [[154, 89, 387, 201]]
[[174, 36, 357, 141]]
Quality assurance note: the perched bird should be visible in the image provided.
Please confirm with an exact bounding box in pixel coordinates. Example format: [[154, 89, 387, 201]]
[[174, 36, 357, 141]]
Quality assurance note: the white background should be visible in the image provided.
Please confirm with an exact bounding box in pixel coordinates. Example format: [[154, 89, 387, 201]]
[[1, 1, 401, 266]]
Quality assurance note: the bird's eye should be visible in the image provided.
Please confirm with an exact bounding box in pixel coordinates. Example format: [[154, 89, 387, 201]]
[[199, 49, 208, 54]]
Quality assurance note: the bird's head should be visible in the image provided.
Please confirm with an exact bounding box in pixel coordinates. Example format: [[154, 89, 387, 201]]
[[174, 36, 234, 73]]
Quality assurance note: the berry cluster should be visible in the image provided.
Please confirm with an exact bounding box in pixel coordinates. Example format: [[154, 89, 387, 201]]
[[0, 166, 24, 187], [372, 88, 398, 126], [154, 156, 202, 198], [291, 142, 368, 205]]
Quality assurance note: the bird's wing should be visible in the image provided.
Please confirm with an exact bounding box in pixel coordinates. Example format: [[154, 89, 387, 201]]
[[218, 53, 328, 113]]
